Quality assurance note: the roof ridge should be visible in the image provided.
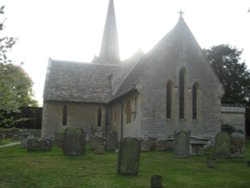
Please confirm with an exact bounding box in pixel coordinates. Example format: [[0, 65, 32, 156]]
[[112, 57, 141, 96]]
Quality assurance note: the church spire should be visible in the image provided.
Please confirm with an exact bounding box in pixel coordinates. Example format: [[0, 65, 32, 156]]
[[99, 0, 120, 64]]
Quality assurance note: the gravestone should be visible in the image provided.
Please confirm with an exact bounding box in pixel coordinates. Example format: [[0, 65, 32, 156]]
[[140, 140, 154, 152], [27, 139, 41, 151], [63, 128, 85, 156], [154, 140, 167, 152], [166, 138, 174, 151], [151, 175, 163, 188], [40, 139, 53, 151], [117, 137, 141, 176], [230, 132, 245, 157], [214, 131, 231, 158], [27, 138, 53, 151], [105, 131, 118, 151], [207, 155, 216, 168], [21, 135, 34, 149], [94, 136, 105, 154], [89, 136, 105, 152], [190, 143, 206, 155], [174, 130, 190, 158], [55, 129, 65, 147]]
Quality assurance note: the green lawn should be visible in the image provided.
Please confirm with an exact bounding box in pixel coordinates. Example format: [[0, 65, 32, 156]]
[[0, 139, 13, 146], [0, 139, 250, 188]]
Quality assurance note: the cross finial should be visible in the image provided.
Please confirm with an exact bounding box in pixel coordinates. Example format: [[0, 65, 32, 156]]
[[178, 10, 184, 17]]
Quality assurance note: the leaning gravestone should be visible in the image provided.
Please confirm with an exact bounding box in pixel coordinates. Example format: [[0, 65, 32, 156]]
[[230, 132, 245, 157], [63, 128, 85, 156], [55, 129, 65, 147], [105, 131, 118, 151], [214, 131, 231, 158], [174, 130, 190, 158], [117, 137, 141, 176]]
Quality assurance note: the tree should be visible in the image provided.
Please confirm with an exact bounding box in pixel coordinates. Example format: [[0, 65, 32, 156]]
[[203, 44, 250, 105], [0, 5, 38, 127], [0, 5, 15, 64]]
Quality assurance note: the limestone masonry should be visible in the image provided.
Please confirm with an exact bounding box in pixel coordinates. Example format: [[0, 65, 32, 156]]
[[42, 0, 245, 141]]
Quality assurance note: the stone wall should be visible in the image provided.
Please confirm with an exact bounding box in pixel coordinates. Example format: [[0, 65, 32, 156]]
[[221, 106, 245, 133], [42, 101, 106, 140], [135, 40, 222, 139]]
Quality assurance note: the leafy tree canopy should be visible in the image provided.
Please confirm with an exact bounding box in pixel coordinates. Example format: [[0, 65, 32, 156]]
[[0, 5, 38, 127], [0, 63, 38, 111], [203, 44, 250, 105]]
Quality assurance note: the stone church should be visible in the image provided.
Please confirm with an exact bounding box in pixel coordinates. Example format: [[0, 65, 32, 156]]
[[42, 0, 228, 141]]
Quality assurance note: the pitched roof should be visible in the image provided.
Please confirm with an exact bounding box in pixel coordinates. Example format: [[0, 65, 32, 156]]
[[43, 15, 223, 104], [43, 59, 120, 103], [112, 15, 223, 98]]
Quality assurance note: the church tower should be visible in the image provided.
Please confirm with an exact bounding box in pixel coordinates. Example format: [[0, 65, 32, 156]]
[[99, 0, 120, 64]]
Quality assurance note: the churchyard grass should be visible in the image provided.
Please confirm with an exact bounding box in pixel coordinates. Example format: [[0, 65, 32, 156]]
[[0, 138, 13, 146], [0, 139, 250, 188]]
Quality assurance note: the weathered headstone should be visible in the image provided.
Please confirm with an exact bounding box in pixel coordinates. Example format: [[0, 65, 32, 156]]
[[174, 130, 190, 158], [55, 129, 65, 147], [27, 139, 41, 151], [105, 131, 118, 151], [21, 135, 34, 149], [207, 155, 216, 168], [166, 138, 174, 151], [40, 139, 53, 151], [151, 175, 163, 188], [230, 132, 245, 157], [214, 131, 231, 158], [94, 136, 105, 154], [191, 143, 206, 155], [155, 140, 167, 152], [27, 138, 53, 151], [63, 128, 85, 156], [140, 139, 154, 152], [88, 136, 105, 151], [117, 137, 141, 176]]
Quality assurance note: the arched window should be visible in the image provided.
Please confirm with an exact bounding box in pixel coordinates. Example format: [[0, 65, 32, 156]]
[[179, 69, 185, 119], [97, 107, 102, 127], [166, 81, 173, 119], [62, 105, 67, 126], [192, 83, 199, 119]]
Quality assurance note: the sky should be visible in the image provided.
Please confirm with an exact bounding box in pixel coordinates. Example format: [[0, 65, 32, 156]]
[[1, 0, 250, 106]]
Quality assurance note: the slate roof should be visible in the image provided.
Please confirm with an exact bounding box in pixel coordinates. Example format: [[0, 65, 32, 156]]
[[112, 15, 223, 98], [43, 59, 120, 103], [43, 15, 223, 104]]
